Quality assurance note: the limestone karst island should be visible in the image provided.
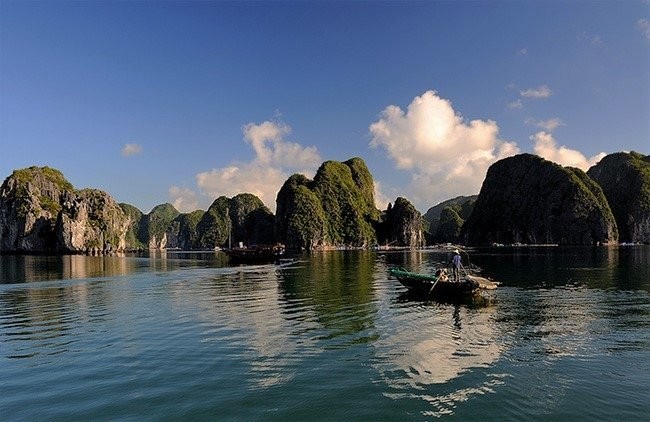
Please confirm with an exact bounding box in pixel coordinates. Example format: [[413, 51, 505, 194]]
[[1, 152, 648, 254]]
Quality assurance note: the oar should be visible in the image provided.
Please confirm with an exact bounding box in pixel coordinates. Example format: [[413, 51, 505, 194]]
[[428, 274, 441, 295]]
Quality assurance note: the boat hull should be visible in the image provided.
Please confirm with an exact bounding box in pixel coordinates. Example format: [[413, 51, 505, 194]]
[[396, 276, 478, 297], [389, 267, 491, 298], [224, 244, 285, 265]]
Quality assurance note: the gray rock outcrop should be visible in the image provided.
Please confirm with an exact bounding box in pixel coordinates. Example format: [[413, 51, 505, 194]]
[[587, 151, 650, 243], [461, 154, 618, 245]]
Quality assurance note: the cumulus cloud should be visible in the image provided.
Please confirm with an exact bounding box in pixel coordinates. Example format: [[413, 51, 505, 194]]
[[373, 181, 393, 211], [191, 121, 321, 211], [638, 19, 650, 41], [531, 131, 606, 170], [526, 117, 564, 131], [369, 90, 520, 209], [196, 164, 289, 211], [169, 186, 200, 213], [121, 143, 142, 157], [242, 121, 320, 169], [520, 85, 552, 99]]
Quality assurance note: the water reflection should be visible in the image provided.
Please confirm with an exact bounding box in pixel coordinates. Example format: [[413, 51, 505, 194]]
[[277, 251, 378, 340], [0, 251, 231, 284]]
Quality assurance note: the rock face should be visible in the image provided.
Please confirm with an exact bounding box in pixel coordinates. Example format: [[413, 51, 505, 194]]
[[423, 196, 476, 244], [166, 210, 205, 250], [377, 197, 423, 247], [193, 194, 274, 250], [423, 195, 477, 236], [276, 157, 380, 249], [56, 189, 131, 253], [461, 154, 618, 245], [0, 166, 132, 253], [587, 151, 650, 243], [120, 203, 145, 250], [141, 203, 179, 249]]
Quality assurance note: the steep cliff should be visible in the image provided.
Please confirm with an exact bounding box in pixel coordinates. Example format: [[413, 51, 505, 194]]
[[166, 210, 205, 250], [587, 151, 650, 243], [423, 195, 477, 235], [192, 194, 273, 250], [276, 157, 379, 249], [434, 207, 464, 244], [461, 154, 618, 245], [228, 193, 275, 246], [0, 166, 132, 253], [423, 196, 477, 244], [119, 203, 145, 250], [141, 203, 180, 249], [378, 197, 423, 247], [276, 175, 326, 249]]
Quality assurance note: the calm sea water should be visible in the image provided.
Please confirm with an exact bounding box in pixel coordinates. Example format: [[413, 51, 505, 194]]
[[1, 247, 649, 420]]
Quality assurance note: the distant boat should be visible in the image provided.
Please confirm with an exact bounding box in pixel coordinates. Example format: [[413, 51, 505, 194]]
[[224, 243, 285, 264], [389, 267, 497, 298]]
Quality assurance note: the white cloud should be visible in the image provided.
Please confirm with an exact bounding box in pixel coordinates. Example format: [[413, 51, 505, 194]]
[[638, 19, 650, 41], [526, 117, 564, 131], [508, 99, 523, 109], [169, 186, 199, 213], [531, 131, 606, 171], [191, 121, 321, 211], [121, 143, 142, 157], [520, 85, 552, 99], [373, 181, 392, 211], [243, 121, 320, 169], [517, 48, 528, 55], [369, 90, 520, 210], [196, 164, 289, 211]]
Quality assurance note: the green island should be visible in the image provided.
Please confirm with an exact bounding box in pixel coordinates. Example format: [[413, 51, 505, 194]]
[[0, 152, 648, 254]]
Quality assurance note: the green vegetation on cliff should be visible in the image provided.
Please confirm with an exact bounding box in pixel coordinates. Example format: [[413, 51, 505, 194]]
[[197, 196, 231, 249], [462, 154, 618, 245], [435, 207, 464, 243], [119, 203, 145, 250], [142, 203, 180, 246], [587, 151, 650, 242], [276, 157, 379, 249], [12, 166, 74, 193], [427, 197, 476, 244], [167, 209, 205, 250]]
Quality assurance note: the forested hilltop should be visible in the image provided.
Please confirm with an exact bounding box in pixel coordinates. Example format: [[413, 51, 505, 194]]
[[1, 152, 648, 253]]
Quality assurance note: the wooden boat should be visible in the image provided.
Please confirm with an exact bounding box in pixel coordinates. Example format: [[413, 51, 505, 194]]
[[389, 267, 497, 298], [224, 243, 285, 264]]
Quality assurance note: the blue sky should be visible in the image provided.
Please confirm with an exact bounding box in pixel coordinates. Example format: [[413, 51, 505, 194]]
[[1, 1, 648, 213]]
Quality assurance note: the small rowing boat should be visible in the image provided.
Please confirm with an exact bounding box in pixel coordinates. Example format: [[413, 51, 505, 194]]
[[388, 267, 497, 298]]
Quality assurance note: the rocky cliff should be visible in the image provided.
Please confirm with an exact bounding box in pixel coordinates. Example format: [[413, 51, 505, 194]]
[[140, 203, 180, 249], [0, 166, 132, 253], [587, 151, 650, 243], [461, 154, 618, 245], [423, 196, 476, 244], [119, 203, 145, 250], [166, 210, 205, 250], [377, 197, 423, 247], [192, 194, 274, 250], [276, 157, 379, 249], [423, 195, 477, 234]]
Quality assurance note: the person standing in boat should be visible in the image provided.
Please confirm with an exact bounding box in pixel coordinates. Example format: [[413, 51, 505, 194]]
[[450, 249, 462, 282]]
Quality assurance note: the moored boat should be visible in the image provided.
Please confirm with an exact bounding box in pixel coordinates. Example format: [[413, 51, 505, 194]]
[[224, 243, 285, 264]]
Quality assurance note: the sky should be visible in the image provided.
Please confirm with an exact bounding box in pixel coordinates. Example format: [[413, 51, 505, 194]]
[[1, 1, 648, 214]]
